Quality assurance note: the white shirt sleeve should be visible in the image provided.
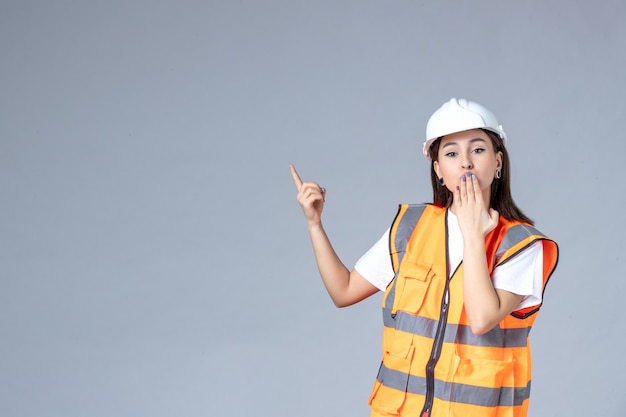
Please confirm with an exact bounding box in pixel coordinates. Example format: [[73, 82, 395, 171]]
[[354, 229, 394, 291], [492, 241, 544, 310]]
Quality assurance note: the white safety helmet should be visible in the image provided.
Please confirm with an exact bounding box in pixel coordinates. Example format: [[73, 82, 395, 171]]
[[423, 98, 507, 161]]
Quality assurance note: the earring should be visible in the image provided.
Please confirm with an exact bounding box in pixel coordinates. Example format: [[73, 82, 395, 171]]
[[495, 169, 501, 179], [439, 177, 445, 186]]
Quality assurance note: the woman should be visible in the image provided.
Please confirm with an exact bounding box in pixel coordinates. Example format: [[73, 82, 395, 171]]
[[290, 98, 559, 417]]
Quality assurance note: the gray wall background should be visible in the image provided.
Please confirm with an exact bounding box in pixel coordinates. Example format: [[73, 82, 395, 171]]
[[2, 1, 625, 416]]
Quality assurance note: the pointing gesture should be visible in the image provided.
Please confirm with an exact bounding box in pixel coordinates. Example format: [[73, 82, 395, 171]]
[[290, 164, 326, 226]]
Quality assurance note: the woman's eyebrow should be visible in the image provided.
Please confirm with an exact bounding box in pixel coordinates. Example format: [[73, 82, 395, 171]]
[[441, 137, 487, 149], [469, 137, 487, 144]]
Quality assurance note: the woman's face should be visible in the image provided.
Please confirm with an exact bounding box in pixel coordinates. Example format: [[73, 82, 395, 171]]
[[433, 129, 503, 198]]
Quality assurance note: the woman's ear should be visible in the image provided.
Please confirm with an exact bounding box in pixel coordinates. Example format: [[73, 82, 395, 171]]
[[433, 160, 441, 178], [496, 151, 503, 170]]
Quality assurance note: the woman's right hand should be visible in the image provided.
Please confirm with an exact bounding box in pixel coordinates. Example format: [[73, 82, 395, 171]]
[[289, 164, 379, 307], [290, 164, 326, 226]]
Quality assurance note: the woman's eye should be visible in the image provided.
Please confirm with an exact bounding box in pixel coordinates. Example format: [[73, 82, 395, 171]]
[[472, 148, 486, 154], [445, 152, 457, 157]]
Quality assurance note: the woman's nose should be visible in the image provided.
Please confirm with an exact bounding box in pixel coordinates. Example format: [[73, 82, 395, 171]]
[[461, 156, 473, 169]]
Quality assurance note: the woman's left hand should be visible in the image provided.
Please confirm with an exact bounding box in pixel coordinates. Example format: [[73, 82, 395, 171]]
[[453, 172, 499, 238]]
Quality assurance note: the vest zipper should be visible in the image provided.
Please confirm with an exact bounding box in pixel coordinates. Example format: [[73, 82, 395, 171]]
[[419, 274, 451, 417], [419, 211, 453, 417]]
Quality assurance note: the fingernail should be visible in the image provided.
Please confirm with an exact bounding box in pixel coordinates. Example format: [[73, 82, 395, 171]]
[[472, 174, 476, 180], [462, 175, 466, 182], [456, 186, 460, 191]]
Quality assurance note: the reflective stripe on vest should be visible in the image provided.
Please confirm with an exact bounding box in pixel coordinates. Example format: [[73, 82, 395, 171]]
[[495, 224, 546, 265], [377, 363, 531, 407], [388, 203, 427, 275], [382, 311, 530, 348]]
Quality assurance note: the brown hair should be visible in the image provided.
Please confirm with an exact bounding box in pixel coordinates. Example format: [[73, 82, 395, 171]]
[[429, 130, 534, 225]]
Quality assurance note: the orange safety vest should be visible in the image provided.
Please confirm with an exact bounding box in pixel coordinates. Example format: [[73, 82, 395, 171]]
[[368, 204, 559, 417]]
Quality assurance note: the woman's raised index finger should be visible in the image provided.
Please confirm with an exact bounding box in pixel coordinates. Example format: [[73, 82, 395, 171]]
[[289, 164, 303, 189]]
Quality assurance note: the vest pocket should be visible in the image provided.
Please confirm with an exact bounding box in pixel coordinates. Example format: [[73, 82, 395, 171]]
[[392, 261, 435, 315], [369, 378, 408, 415], [382, 328, 413, 358], [369, 342, 416, 415], [448, 350, 515, 417]]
